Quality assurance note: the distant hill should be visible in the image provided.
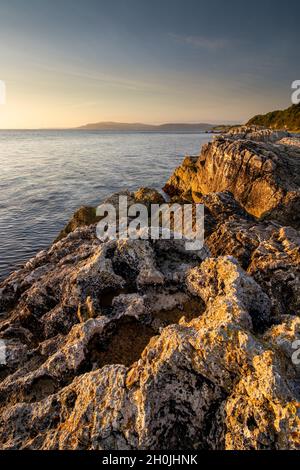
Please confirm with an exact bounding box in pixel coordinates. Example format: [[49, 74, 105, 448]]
[[76, 121, 215, 132], [247, 103, 300, 132]]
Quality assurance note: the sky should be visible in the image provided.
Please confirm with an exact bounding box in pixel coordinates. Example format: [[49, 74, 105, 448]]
[[0, 0, 299, 128]]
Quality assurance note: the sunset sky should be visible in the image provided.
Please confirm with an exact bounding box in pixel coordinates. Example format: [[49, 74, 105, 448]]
[[0, 0, 299, 128]]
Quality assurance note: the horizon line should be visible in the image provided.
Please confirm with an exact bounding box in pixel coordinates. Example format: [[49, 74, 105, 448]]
[[0, 120, 241, 131]]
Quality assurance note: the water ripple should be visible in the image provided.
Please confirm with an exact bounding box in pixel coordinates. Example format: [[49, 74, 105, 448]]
[[0, 130, 211, 281]]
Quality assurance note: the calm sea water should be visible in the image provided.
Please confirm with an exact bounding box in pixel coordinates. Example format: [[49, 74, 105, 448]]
[[0, 130, 211, 281]]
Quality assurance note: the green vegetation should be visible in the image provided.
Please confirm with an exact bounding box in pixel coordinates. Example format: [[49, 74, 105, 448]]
[[247, 103, 300, 132]]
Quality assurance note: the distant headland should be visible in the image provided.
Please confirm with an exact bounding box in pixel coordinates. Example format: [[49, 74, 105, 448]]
[[76, 103, 300, 133], [76, 121, 217, 132]]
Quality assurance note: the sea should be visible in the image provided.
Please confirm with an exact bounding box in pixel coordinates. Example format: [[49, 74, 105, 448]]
[[0, 130, 211, 281]]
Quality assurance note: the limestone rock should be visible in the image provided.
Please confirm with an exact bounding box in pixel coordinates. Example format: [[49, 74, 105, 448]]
[[1, 130, 300, 450], [186, 256, 271, 330], [278, 137, 300, 148], [163, 137, 300, 228], [223, 125, 289, 142], [56, 188, 166, 243], [55, 206, 99, 242], [197, 193, 300, 318], [134, 187, 165, 206], [1, 249, 299, 450]]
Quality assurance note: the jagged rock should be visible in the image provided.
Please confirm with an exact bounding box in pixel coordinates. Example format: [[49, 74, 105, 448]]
[[223, 125, 289, 142], [112, 239, 165, 288], [134, 187, 165, 205], [163, 137, 300, 228], [56, 188, 166, 243], [277, 137, 300, 148], [247, 226, 300, 317], [0, 253, 299, 450], [55, 206, 99, 242], [263, 316, 300, 374], [186, 256, 271, 331], [0, 215, 208, 378], [194, 192, 300, 318], [112, 293, 146, 319], [0, 130, 300, 451]]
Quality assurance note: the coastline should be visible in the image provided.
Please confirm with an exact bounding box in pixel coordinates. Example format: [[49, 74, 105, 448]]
[[0, 127, 299, 449], [0, 131, 211, 281]]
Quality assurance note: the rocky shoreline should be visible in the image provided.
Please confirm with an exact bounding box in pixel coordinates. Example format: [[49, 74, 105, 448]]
[[0, 127, 300, 450]]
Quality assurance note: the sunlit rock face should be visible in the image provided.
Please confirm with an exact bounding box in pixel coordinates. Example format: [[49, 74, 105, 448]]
[[0, 129, 300, 450], [164, 131, 300, 228], [222, 125, 289, 142]]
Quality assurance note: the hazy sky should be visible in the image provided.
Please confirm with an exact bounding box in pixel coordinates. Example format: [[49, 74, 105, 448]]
[[0, 0, 299, 128]]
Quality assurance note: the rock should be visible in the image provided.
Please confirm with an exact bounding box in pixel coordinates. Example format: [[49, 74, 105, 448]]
[[0, 215, 208, 378], [134, 187, 165, 205], [56, 188, 166, 243], [163, 137, 300, 228], [247, 226, 300, 317], [0, 129, 300, 450], [112, 239, 165, 288], [186, 256, 271, 331], [277, 137, 300, 148], [223, 125, 289, 142], [263, 316, 300, 374], [55, 207, 99, 242], [0, 251, 299, 450], [195, 192, 300, 318], [112, 293, 146, 319]]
